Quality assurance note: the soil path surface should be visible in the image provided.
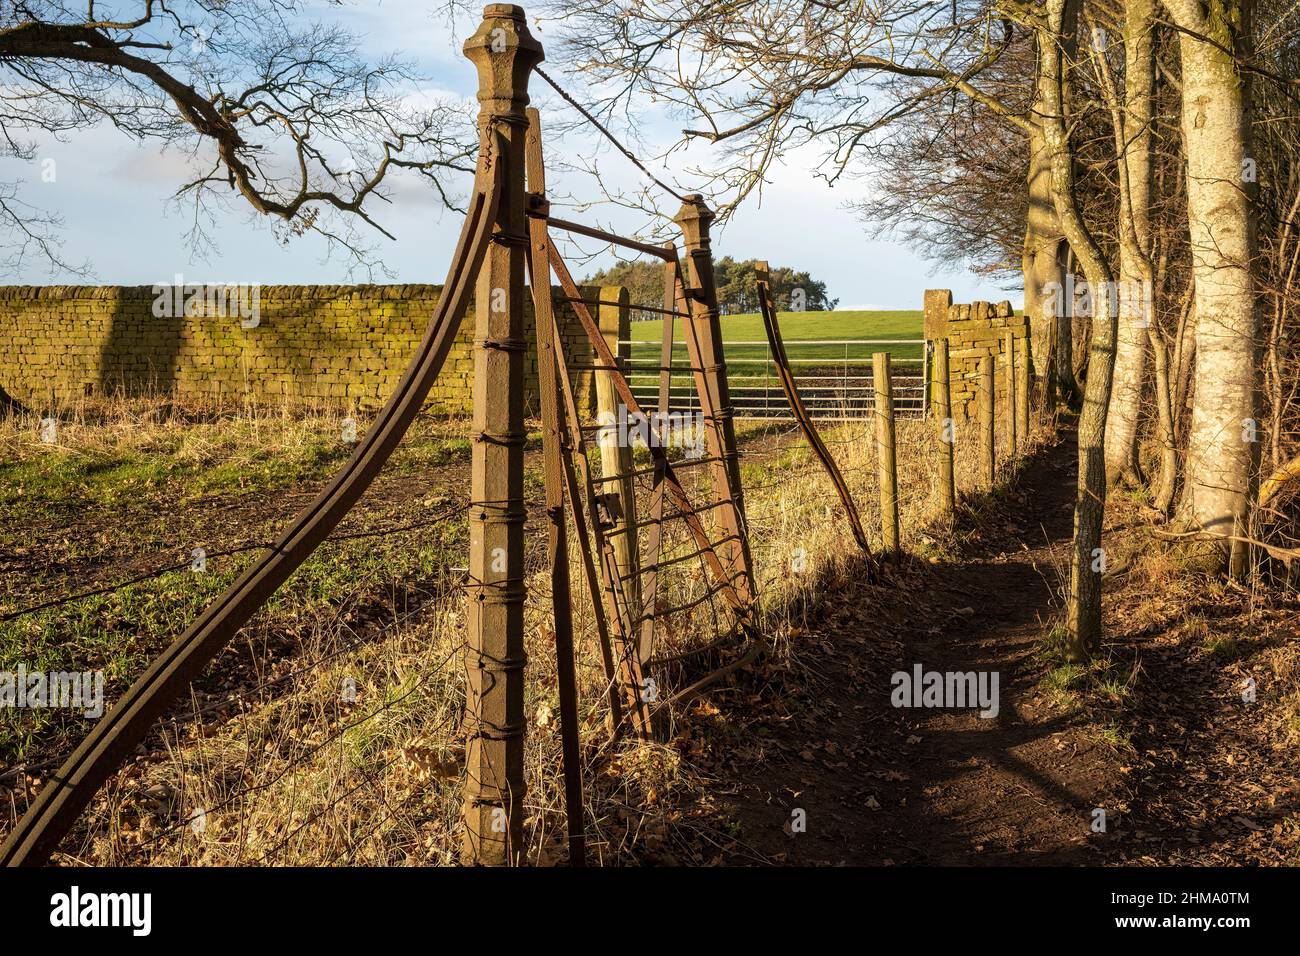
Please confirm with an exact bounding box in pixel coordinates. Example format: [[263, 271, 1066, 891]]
[[710, 430, 1122, 865]]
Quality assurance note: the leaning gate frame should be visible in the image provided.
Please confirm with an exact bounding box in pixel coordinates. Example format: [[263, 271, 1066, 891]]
[[0, 4, 759, 868]]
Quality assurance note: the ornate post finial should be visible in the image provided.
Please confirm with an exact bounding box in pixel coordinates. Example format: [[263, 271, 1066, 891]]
[[463, 5, 544, 126]]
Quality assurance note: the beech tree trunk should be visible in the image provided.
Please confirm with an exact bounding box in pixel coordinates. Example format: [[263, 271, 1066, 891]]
[[1026, 25, 1084, 412], [1163, 0, 1258, 572], [1039, 0, 1118, 660], [1024, 118, 1066, 394], [1103, 0, 1156, 487]]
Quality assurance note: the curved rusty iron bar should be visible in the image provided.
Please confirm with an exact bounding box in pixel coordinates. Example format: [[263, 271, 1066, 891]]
[[0, 135, 505, 867], [755, 265, 875, 563]]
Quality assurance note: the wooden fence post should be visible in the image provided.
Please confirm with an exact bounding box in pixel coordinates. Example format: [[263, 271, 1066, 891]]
[[595, 286, 641, 639], [462, 4, 541, 867], [873, 352, 900, 552], [1003, 331, 1018, 458], [933, 339, 956, 522], [979, 354, 995, 489], [1015, 333, 1031, 446], [676, 195, 753, 600]]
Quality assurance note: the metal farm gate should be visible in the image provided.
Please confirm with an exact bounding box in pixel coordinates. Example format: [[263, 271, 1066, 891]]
[[0, 5, 927, 871]]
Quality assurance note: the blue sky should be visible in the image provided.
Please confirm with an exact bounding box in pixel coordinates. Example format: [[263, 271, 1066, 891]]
[[2, 1, 1020, 310]]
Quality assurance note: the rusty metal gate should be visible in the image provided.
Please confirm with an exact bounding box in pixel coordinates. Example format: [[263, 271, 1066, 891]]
[[0, 6, 758, 869]]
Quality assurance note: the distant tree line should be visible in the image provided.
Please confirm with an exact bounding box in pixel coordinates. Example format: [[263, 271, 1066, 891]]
[[584, 257, 837, 320]]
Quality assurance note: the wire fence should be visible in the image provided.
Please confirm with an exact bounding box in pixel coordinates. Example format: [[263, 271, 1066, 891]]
[[0, 326, 1030, 867], [622, 338, 930, 421]]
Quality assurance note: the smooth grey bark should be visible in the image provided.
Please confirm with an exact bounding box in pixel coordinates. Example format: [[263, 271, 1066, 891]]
[[1163, 0, 1258, 572], [1034, 0, 1118, 660], [1101, 0, 1156, 488], [1024, 117, 1067, 394]]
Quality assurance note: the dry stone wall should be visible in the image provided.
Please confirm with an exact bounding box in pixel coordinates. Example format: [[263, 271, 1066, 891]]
[[0, 284, 621, 415], [924, 289, 1027, 421]]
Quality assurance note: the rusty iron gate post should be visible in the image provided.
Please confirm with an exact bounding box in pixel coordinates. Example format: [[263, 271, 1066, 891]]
[[0, 34, 505, 870], [675, 195, 753, 601], [462, 4, 541, 866]]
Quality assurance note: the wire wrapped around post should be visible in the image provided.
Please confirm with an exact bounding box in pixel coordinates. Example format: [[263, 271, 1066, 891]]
[[461, 3, 542, 868]]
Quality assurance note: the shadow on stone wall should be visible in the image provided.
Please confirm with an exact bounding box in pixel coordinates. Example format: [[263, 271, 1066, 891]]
[[96, 288, 184, 398], [0, 284, 608, 410], [0, 382, 27, 417]]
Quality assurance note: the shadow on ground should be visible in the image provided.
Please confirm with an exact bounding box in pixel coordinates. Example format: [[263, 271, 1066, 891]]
[[680, 428, 1124, 865]]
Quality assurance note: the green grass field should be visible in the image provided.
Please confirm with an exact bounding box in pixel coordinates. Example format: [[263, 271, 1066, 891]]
[[625, 309, 926, 386]]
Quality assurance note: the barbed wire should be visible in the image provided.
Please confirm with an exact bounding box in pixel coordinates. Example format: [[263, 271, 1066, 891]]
[[105, 637, 469, 862]]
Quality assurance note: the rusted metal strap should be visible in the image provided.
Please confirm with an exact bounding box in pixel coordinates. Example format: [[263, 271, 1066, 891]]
[[602, 497, 733, 539], [528, 209, 677, 261], [588, 455, 727, 486], [541, 251, 653, 739], [525, 104, 587, 864], [622, 542, 737, 580], [646, 623, 743, 666], [648, 580, 741, 621], [557, 295, 690, 319], [583, 362, 705, 375], [756, 265, 874, 560]]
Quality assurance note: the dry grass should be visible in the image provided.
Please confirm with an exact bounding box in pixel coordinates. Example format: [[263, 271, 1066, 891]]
[[1, 394, 1044, 865]]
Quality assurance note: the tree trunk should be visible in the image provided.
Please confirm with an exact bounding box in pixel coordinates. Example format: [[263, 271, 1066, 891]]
[[1027, 26, 1084, 412], [1164, 0, 1258, 572], [1103, 0, 1156, 488], [1149, 327, 1179, 513], [1024, 118, 1066, 393], [1039, 0, 1118, 661], [1057, 250, 1083, 408]]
